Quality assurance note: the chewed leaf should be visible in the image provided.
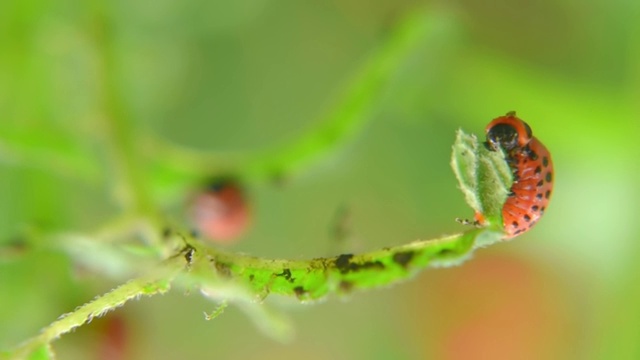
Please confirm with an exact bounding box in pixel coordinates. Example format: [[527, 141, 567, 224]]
[[451, 128, 513, 230]]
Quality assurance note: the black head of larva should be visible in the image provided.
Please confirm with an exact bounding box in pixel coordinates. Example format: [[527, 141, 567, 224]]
[[485, 116, 533, 152], [485, 123, 520, 152]]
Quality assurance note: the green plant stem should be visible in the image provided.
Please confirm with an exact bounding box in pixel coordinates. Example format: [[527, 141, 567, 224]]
[[144, 11, 436, 186], [8, 251, 186, 360], [6, 224, 502, 358], [91, 4, 154, 215], [243, 13, 432, 182], [188, 228, 500, 302]]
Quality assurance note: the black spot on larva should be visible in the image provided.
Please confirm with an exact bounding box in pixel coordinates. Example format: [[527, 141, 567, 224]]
[[335, 254, 354, 272], [545, 190, 551, 199], [543, 157, 549, 167], [535, 166, 542, 174], [393, 251, 415, 268], [529, 151, 538, 160], [276, 268, 294, 282], [531, 205, 539, 212], [528, 220, 538, 228], [339, 281, 354, 292], [293, 286, 306, 297], [545, 172, 552, 182], [536, 193, 543, 200], [523, 214, 531, 222], [512, 221, 519, 228], [536, 180, 544, 187], [514, 229, 523, 235]]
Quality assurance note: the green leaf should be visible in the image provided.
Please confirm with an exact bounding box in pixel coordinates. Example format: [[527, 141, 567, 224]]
[[450, 128, 513, 235], [476, 144, 513, 225], [450, 129, 481, 214]]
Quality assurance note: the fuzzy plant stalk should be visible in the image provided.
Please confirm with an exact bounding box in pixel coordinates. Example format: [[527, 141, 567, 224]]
[[3, 127, 513, 360]]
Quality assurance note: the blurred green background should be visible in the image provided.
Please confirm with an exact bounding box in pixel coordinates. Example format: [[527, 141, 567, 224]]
[[1, 0, 639, 359]]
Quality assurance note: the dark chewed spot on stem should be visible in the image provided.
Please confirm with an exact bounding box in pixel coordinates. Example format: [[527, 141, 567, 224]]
[[392, 251, 415, 268], [437, 248, 456, 256], [333, 253, 385, 274], [276, 268, 295, 283]]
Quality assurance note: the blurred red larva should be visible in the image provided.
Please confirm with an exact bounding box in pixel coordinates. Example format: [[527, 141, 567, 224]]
[[189, 178, 250, 243], [98, 315, 128, 360]]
